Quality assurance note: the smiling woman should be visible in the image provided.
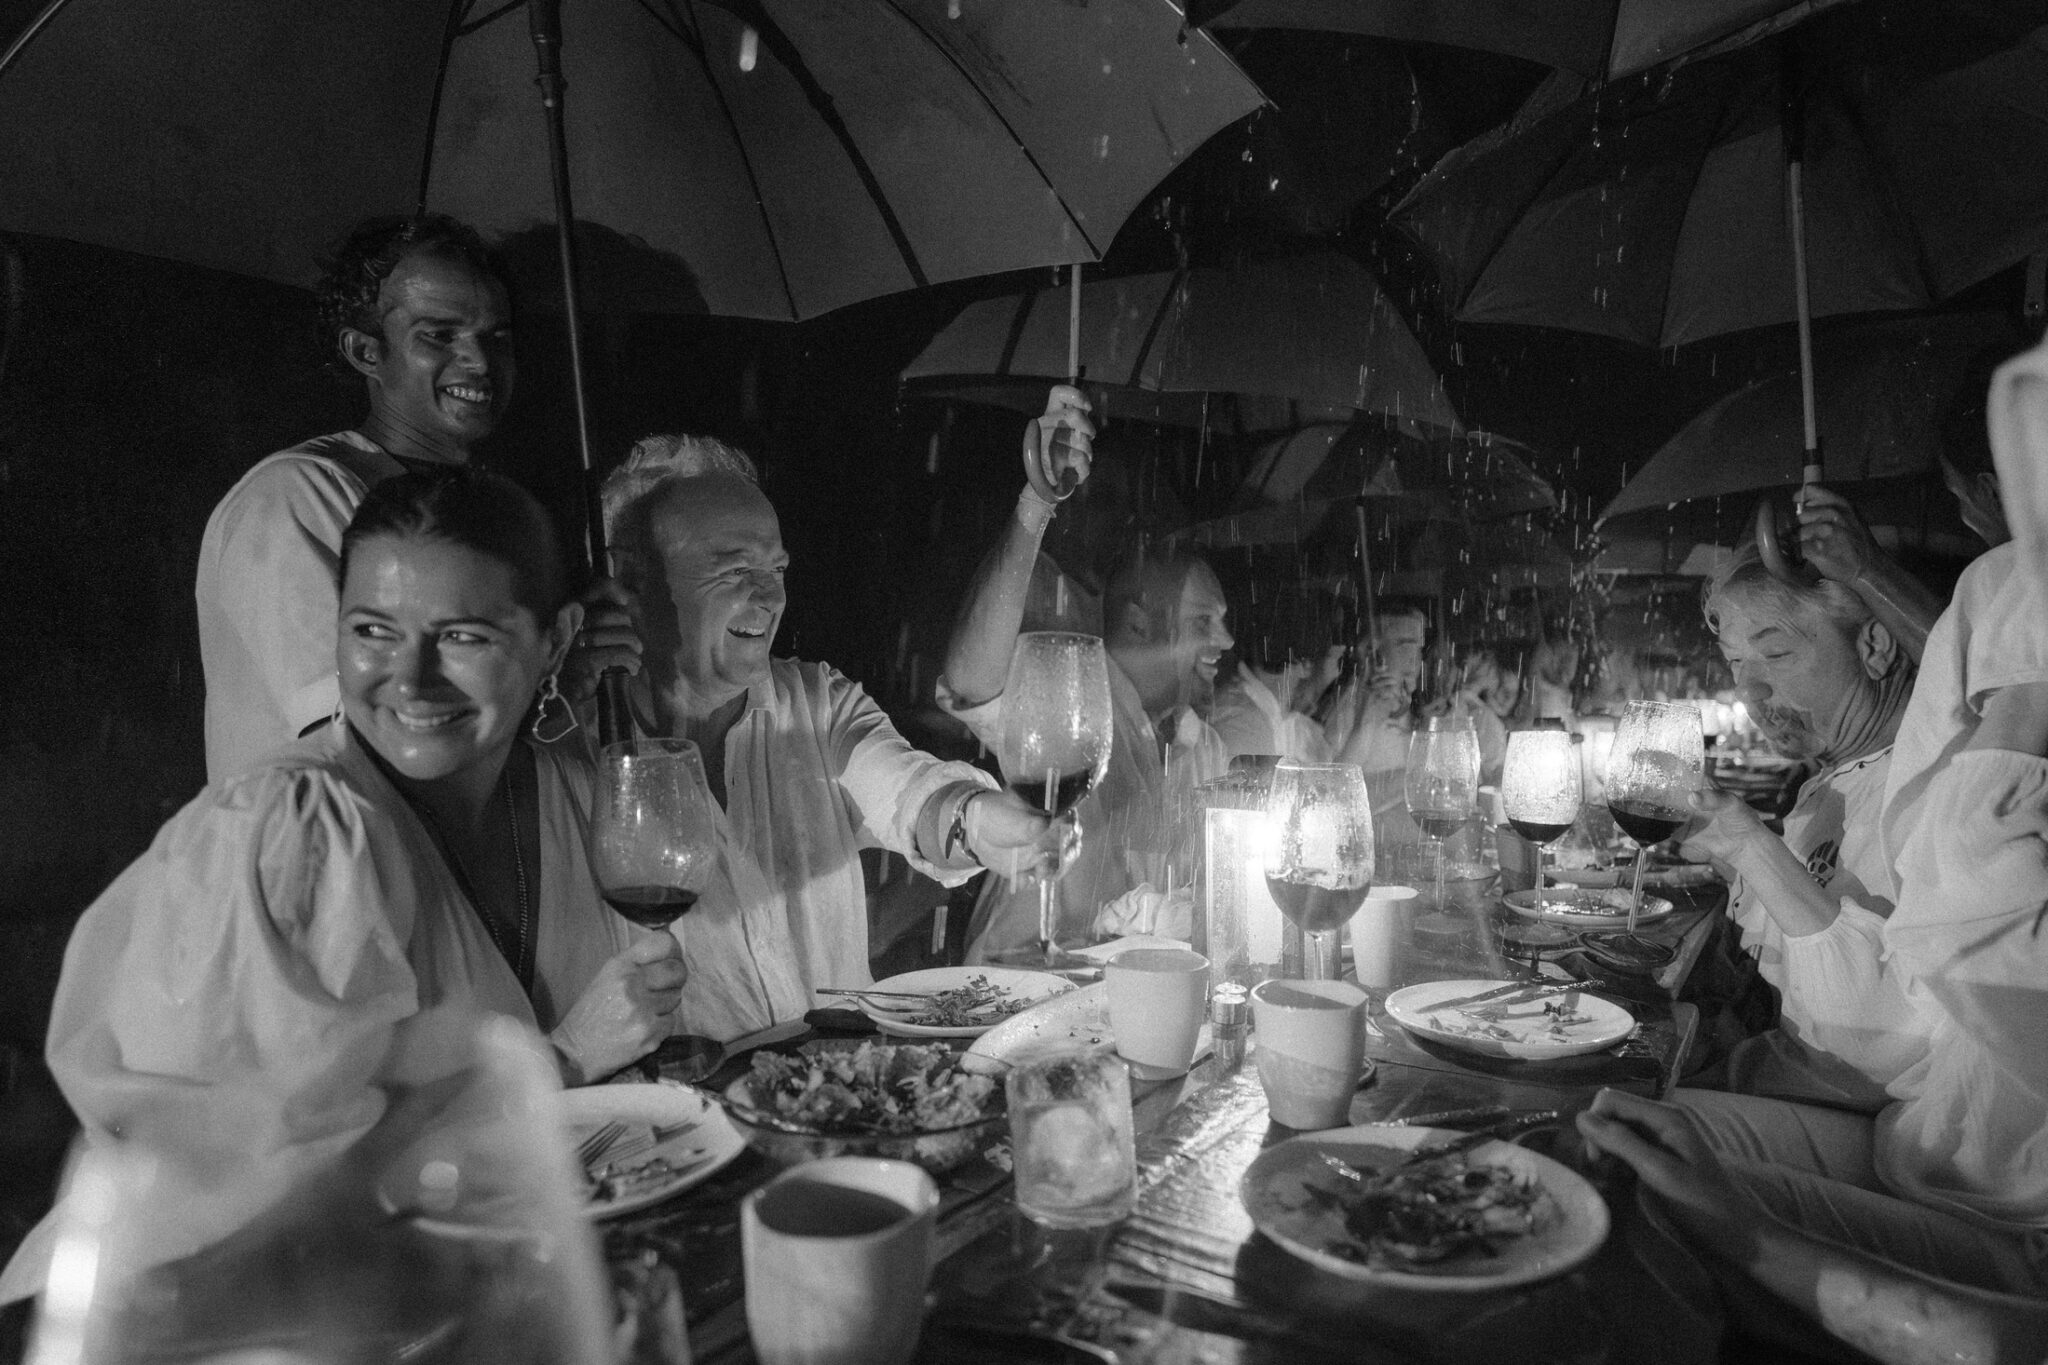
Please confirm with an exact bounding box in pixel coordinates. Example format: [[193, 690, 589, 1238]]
[[0, 468, 689, 1303]]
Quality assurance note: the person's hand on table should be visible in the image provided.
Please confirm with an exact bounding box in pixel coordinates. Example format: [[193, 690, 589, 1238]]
[[552, 934, 688, 1084], [968, 791, 1081, 887], [1575, 1088, 1763, 1263], [1021, 385, 1094, 505], [1795, 485, 1884, 586], [561, 576, 643, 704]]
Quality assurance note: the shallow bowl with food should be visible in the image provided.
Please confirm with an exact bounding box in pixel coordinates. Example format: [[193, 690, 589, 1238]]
[[720, 1040, 1007, 1174]]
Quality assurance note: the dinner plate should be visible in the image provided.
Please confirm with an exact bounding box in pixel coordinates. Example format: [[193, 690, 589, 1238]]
[[560, 1083, 746, 1218], [1382, 979, 1635, 1061], [1502, 887, 1675, 927], [1544, 861, 1719, 890], [856, 966, 1075, 1038], [1239, 1125, 1608, 1291], [959, 982, 1213, 1076]]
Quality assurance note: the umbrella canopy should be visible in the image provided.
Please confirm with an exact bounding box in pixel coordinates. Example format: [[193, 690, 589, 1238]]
[[1390, 3, 2048, 349], [1194, 0, 1849, 82], [1601, 313, 2021, 520], [0, 0, 1262, 322], [902, 252, 1460, 430], [1173, 422, 1557, 549]]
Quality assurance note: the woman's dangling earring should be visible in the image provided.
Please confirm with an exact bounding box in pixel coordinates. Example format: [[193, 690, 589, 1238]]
[[531, 671, 579, 743]]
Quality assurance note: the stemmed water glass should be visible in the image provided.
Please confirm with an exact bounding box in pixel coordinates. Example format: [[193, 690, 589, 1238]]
[[1501, 722, 1583, 907], [1605, 701, 1705, 930], [588, 738, 720, 1073], [998, 632, 1113, 965], [1263, 762, 1375, 980], [1405, 714, 1481, 919]]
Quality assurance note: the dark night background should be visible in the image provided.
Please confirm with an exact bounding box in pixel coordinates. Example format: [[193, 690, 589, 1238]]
[[0, 14, 2029, 1288]]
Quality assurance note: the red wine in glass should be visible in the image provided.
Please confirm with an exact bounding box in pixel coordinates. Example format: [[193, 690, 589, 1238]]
[[1608, 800, 1687, 848], [1008, 768, 1096, 817], [602, 885, 699, 929], [1264, 872, 1372, 934], [1507, 817, 1575, 846], [1411, 807, 1470, 842]]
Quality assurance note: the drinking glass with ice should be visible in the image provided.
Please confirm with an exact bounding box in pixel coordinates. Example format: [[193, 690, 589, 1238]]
[[1004, 1050, 1136, 1228]]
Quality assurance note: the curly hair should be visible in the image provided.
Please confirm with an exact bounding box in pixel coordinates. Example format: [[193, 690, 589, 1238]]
[[315, 214, 511, 377]]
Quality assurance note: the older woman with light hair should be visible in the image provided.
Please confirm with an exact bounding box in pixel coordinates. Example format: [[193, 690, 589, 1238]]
[[567, 432, 1062, 1041]]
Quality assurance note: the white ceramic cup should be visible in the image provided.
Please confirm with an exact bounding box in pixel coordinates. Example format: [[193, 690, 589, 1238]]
[[1250, 978, 1370, 1130], [741, 1157, 938, 1365], [1347, 886, 1419, 990], [1105, 947, 1211, 1078]]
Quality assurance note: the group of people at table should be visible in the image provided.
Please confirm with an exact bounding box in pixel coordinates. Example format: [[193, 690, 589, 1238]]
[[3, 212, 2046, 1363]]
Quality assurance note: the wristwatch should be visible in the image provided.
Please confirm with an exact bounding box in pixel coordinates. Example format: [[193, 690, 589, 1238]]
[[944, 791, 980, 865]]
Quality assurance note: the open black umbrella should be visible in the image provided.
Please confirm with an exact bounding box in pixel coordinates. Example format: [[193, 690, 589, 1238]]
[[1195, 0, 1850, 82], [2, 0, 1261, 727], [902, 252, 1461, 433]]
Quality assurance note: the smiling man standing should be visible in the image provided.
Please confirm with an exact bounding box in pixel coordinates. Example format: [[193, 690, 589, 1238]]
[[197, 214, 515, 780]]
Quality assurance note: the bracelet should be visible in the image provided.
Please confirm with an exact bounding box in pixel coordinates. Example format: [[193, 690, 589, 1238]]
[[1016, 486, 1057, 535]]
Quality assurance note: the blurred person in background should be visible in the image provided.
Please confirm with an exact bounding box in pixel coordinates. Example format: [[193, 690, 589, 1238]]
[[1318, 602, 1430, 861], [1209, 579, 1341, 764]]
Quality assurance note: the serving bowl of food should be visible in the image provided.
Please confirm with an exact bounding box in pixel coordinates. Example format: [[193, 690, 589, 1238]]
[[721, 1040, 1006, 1174]]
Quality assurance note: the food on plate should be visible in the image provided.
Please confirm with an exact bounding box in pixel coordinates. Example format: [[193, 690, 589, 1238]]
[[888, 974, 1038, 1028], [744, 1042, 997, 1133], [1425, 994, 1597, 1044], [1306, 1146, 1541, 1268], [587, 1152, 704, 1204]]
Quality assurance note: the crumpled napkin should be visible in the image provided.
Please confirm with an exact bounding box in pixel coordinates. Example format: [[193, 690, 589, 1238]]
[[1090, 882, 1195, 942]]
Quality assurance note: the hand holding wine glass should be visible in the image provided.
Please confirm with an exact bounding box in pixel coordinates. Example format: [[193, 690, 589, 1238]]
[[1501, 723, 1583, 906], [998, 631, 1113, 963], [1606, 701, 1705, 930], [1405, 714, 1481, 917], [1264, 762, 1375, 980], [588, 738, 719, 1077], [589, 738, 718, 930]]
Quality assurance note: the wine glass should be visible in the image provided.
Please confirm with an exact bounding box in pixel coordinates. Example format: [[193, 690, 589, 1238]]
[[588, 738, 720, 1074], [1405, 714, 1481, 920], [997, 632, 1113, 964], [1501, 722, 1583, 908], [1263, 762, 1374, 980], [1605, 701, 1705, 930]]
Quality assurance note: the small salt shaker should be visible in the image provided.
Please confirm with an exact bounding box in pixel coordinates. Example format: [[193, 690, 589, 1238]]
[[1210, 983, 1250, 1071]]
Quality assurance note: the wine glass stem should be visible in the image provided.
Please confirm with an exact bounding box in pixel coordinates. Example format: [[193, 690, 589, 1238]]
[[1627, 845, 1649, 931], [1305, 929, 1341, 981], [1432, 836, 1448, 913]]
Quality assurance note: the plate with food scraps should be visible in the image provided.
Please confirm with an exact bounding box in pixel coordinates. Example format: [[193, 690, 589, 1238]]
[[560, 1083, 745, 1218], [1502, 887, 1675, 927], [1382, 979, 1635, 1061], [1240, 1124, 1607, 1290], [856, 967, 1075, 1038]]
